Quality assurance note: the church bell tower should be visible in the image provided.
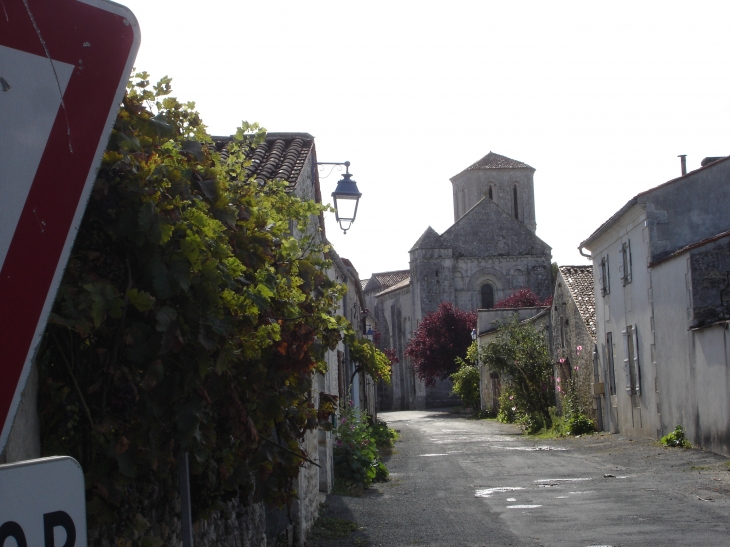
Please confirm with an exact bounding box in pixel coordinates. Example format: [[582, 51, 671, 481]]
[[449, 151, 537, 233]]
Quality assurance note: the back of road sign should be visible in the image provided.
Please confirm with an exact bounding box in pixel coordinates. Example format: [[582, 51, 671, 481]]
[[0, 0, 140, 452], [0, 457, 87, 547]]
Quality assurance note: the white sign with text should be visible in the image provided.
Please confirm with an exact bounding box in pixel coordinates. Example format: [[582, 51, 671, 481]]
[[0, 457, 86, 547]]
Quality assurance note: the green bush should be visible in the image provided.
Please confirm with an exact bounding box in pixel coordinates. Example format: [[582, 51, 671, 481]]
[[561, 377, 594, 435], [661, 425, 691, 448], [482, 319, 554, 433], [371, 419, 398, 450], [333, 403, 388, 488], [450, 350, 481, 410]]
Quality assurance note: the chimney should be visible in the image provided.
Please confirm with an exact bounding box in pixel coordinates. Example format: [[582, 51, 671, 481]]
[[678, 154, 687, 176]]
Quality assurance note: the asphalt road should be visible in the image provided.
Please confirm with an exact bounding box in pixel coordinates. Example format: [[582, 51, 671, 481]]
[[311, 409, 730, 547]]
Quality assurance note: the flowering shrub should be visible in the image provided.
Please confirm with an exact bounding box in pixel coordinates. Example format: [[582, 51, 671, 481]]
[[333, 402, 388, 488], [482, 318, 554, 433], [556, 346, 594, 435], [494, 289, 552, 309]]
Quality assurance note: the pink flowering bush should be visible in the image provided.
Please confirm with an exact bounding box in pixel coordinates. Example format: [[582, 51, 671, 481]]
[[333, 399, 389, 488]]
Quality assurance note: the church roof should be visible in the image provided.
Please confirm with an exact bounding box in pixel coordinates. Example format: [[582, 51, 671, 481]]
[[452, 152, 533, 179], [375, 277, 411, 297], [363, 269, 411, 293], [558, 265, 596, 342], [438, 197, 551, 257], [410, 226, 443, 251]]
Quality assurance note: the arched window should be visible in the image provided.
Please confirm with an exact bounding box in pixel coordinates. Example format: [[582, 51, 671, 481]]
[[513, 186, 519, 219], [488, 185, 493, 200], [480, 284, 494, 309]]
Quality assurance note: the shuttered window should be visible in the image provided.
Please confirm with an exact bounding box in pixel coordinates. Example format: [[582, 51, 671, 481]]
[[622, 325, 641, 395], [605, 332, 616, 395], [620, 240, 632, 286], [600, 255, 610, 296]]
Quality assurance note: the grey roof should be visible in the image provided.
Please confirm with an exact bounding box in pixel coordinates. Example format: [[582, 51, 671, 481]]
[[410, 226, 443, 251], [452, 152, 533, 179], [559, 265, 596, 342], [375, 277, 411, 298], [211, 132, 314, 186], [363, 270, 411, 293]]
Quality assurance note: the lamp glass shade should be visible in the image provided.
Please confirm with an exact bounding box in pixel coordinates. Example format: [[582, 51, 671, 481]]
[[331, 172, 361, 233]]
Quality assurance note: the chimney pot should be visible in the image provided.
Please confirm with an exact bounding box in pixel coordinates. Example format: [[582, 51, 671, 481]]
[[678, 155, 687, 176]]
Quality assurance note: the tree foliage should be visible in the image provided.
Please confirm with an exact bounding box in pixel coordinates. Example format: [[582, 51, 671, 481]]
[[481, 318, 554, 433], [347, 337, 392, 385], [494, 288, 552, 309], [36, 73, 348, 535], [450, 341, 481, 410], [404, 302, 476, 386]]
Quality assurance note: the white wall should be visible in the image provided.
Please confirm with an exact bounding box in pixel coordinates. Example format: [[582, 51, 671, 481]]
[[652, 254, 730, 456], [589, 205, 660, 438]]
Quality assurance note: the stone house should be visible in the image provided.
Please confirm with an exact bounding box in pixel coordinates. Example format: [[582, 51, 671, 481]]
[[476, 307, 550, 415], [580, 156, 730, 456], [362, 270, 422, 409], [372, 152, 553, 410], [551, 266, 599, 427]]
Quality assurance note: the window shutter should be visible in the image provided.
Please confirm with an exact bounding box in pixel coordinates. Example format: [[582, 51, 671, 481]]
[[626, 240, 632, 284], [606, 255, 610, 293], [632, 325, 640, 395], [622, 328, 631, 393]]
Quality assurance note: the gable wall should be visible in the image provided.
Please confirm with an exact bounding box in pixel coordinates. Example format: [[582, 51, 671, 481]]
[[643, 159, 730, 262]]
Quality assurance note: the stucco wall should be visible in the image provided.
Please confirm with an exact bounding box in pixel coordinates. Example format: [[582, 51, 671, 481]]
[[652, 252, 730, 456], [645, 158, 730, 263], [588, 206, 660, 438]]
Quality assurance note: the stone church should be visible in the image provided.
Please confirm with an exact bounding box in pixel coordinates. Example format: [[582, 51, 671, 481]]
[[364, 152, 552, 410]]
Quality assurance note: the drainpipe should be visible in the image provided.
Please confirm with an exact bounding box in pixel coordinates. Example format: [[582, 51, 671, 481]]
[[578, 245, 592, 260], [678, 154, 687, 176]]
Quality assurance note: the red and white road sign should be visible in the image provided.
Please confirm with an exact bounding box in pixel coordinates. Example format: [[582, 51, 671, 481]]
[[0, 0, 140, 452]]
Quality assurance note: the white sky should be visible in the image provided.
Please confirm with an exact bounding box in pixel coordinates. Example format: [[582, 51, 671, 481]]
[[119, 0, 730, 281]]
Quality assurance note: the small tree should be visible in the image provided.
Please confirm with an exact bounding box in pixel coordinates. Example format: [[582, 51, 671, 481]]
[[481, 318, 554, 432], [450, 341, 481, 410], [405, 302, 476, 386], [494, 288, 552, 309]]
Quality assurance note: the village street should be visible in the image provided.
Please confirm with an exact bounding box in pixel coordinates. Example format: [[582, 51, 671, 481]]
[[311, 410, 730, 547]]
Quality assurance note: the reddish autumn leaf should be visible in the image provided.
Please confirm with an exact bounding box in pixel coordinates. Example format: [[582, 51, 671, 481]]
[[494, 288, 552, 309], [405, 302, 476, 386]]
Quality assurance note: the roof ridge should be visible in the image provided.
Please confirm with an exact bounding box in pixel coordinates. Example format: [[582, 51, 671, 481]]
[[451, 151, 533, 179]]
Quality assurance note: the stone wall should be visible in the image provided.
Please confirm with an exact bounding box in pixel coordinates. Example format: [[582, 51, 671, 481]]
[[450, 166, 536, 232], [688, 234, 730, 328], [551, 275, 597, 422], [86, 490, 267, 547]]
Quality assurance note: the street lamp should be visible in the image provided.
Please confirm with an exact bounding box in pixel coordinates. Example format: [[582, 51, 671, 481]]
[[318, 161, 362, 234]]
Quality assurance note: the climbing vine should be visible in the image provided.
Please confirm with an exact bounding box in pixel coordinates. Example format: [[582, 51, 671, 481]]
[[36, 73, 347, 537], [347, 336, 392, 384]]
